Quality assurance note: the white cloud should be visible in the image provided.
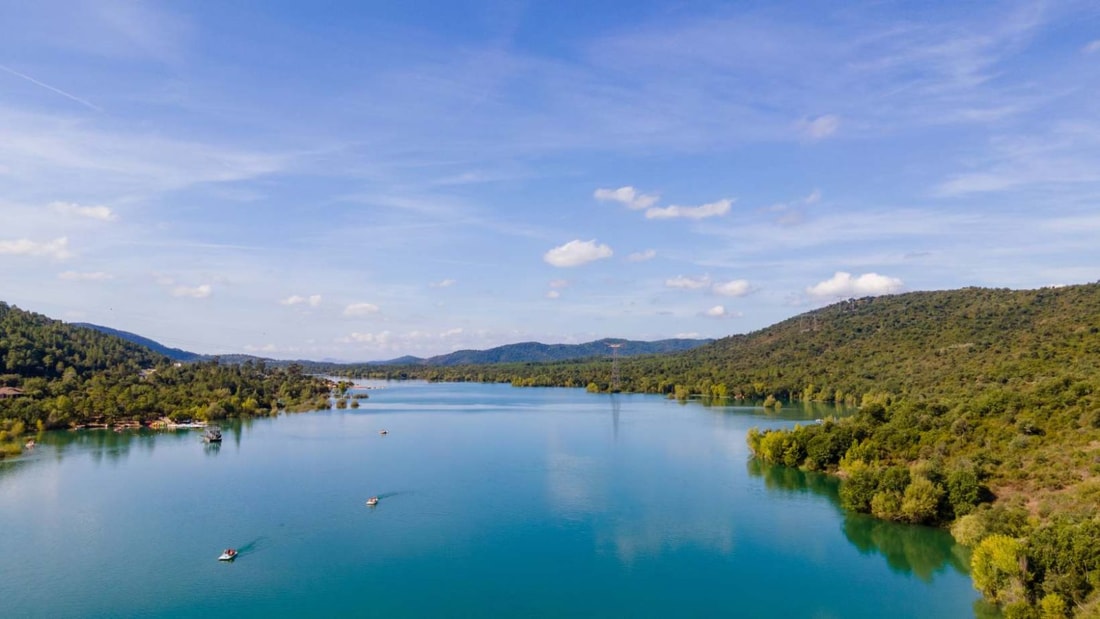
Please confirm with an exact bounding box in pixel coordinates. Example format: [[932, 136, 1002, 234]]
[[807, 272, 903, 299], [934, 173, 1015, 196], [0, 236, 72, 260], [429, 278, 456, 288], [50, 201, 116, 221], [58, 270, 112, 281], [712, 279, 750, 297], [803, 189, 821, 205], [665, 275, 711, 290], [798, 115, 840, 140], [343, 302, 380, 316], [543, 239, 613, 267], [546, 290, 561, 299], [171, 284, 212, 299], [646, 199, 732, 220], [675, 332, 701, 338], [594, 186, 659, 210], [281, 294, 322, 307], [549, 279, 569, 289], [702, 305, 743, 319], [1083, 40, 1100, 54], [627, 249, 656, 262], [702, 305, 742, 319]]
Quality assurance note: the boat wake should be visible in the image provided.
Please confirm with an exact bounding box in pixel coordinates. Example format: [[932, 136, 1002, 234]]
[[234, 536, 267, 557]]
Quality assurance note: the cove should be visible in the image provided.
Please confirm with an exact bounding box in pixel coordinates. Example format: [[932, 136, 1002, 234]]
[[0, 381, 988, 617]]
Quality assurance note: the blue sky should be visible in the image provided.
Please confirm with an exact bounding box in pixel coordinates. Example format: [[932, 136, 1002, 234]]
[[2, 1, 1099, 361]]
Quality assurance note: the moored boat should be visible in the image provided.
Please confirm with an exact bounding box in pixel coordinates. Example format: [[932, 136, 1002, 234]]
[[203, 426, 223, 443]]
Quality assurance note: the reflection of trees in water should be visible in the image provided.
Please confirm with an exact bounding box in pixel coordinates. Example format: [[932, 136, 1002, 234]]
[[747, 458, 968, 580], [842, 513, 969, 581], [0, 456, 34, 483], [747, 457, 841, 501], [12, 423, 244, 468]]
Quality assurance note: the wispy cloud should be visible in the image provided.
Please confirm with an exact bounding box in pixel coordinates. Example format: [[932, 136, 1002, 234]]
[[51, 201, 116, 221], [0, 63, 102, 111], [281, 294, 322, 307], [807, 272, 903, 299], [546, 290, 561, 299], [0, 236, 72, 260], [594, 186, 659, 210], [58, 270, 112, 281], [798, 115, 839, 140], [646, 199, 731, 220], [934, 124, 1100, 197], [762, 189, 821, 226], [665, 275, 710, 290], [1082, 40, 1100, 54], [429, 278, 456, 288], [627, 249, 656, 262], [544, 239, 613, 267], [171, 283, 212, 299], [343, 302, 380, 317]]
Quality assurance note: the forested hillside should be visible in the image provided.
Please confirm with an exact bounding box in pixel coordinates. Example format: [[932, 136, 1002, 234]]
[[72, 323, 202, 362], [0, 303, 332, 457]]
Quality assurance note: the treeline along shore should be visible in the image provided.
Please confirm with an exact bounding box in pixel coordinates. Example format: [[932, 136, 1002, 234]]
[[326, 284, 1100, 617]]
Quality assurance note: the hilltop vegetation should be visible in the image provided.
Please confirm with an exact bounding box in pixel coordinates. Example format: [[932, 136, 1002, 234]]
[[340, 283, 1100, 616], [71, 323, 202, 362], [0, 302, 332, 457]]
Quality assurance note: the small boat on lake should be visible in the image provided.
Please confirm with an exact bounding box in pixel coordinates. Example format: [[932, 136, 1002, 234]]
[[366, 496, 379, 506], [203, 426, 223, 443], [218, 548, 237, 561], [378, 429, 388, 435]]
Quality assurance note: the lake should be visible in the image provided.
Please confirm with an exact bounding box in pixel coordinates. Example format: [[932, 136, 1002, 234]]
[[0, 381, 988, 617]]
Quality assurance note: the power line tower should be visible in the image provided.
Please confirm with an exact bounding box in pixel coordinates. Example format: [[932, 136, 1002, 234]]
[[608, 343, 623, 393]]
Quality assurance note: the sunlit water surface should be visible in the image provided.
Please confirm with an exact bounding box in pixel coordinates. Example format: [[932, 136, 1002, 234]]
[[0, 381, 986, 617]]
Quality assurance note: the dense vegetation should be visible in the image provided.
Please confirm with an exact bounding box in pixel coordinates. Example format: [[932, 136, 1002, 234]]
[[72, 323, 203, 361], [333, 283, 1100, 616], [0, 302, 333, 457]]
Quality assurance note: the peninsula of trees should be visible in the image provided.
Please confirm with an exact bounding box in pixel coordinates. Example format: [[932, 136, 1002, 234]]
[[0, 302, 332, 457]]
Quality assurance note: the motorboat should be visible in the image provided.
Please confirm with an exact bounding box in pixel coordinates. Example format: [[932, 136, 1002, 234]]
[[366, 496, 379, 506], [203, 426, 223, 443], [218, 548, 237, 561], [378, 429, 388, 435]]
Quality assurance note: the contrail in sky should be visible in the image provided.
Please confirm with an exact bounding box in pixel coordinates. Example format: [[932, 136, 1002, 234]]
[[0, 63, 102, 112]]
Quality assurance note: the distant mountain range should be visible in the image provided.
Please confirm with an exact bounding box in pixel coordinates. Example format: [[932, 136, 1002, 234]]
[[371, 338, 712, 366], [70, 323, 712, 367]]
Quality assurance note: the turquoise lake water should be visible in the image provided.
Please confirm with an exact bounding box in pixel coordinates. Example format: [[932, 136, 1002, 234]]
[[0, 381, 988, 617]]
